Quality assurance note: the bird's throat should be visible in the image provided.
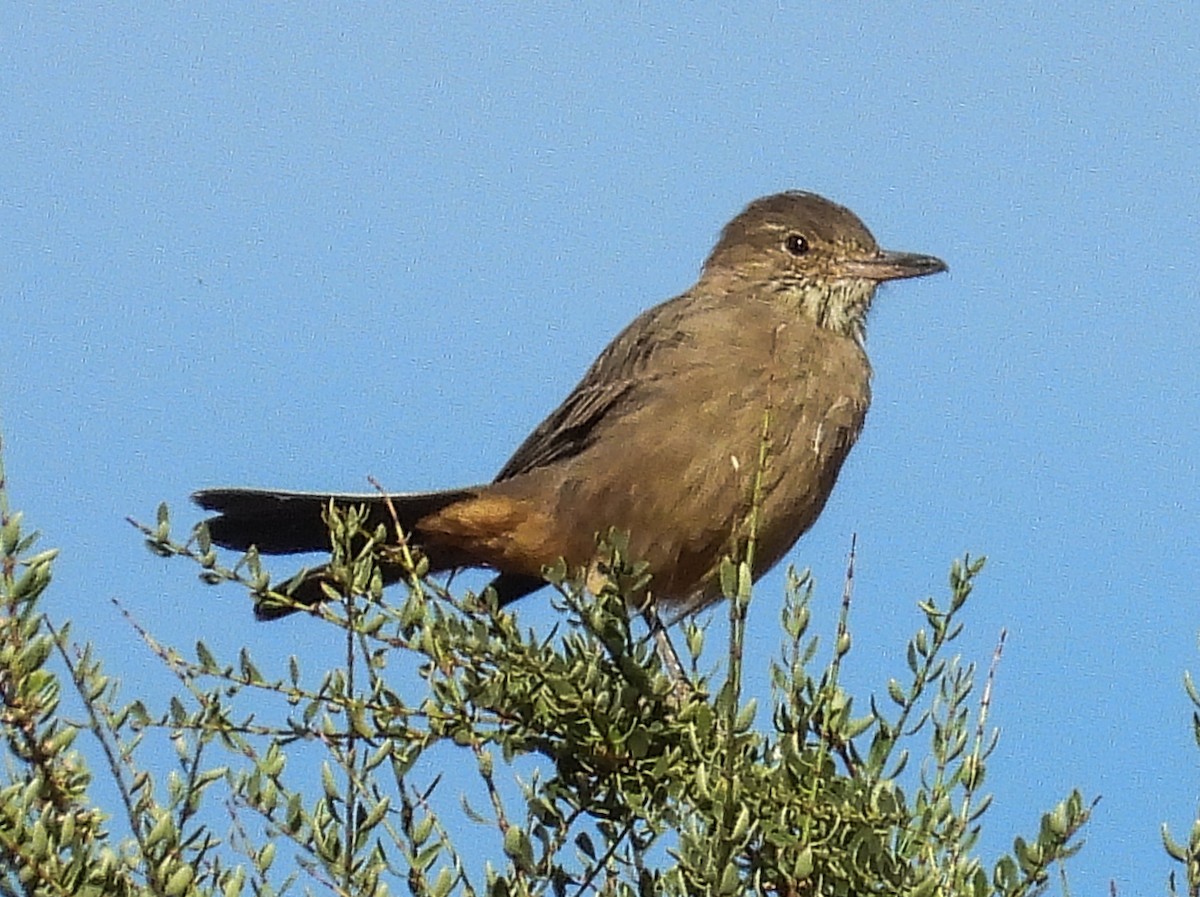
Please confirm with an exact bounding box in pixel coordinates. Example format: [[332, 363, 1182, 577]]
[[791, 280, 876, 343]]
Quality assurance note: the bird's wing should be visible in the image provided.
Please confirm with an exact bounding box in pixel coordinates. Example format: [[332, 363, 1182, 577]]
[[493, 377, 638, 480], [494, 296, 691, 481]]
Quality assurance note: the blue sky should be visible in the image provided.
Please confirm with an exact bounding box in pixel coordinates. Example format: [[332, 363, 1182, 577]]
[[3, 4, 1199, 891]]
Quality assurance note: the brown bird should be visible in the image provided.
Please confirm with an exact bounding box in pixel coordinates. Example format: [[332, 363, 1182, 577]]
[[194, 191, 946, 619]]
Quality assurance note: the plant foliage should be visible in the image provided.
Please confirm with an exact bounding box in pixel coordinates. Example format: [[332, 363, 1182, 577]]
[[0, 439, 1126, 896]]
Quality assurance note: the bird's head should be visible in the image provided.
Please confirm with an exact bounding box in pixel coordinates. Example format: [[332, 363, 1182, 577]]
[[702, 191, 947, 341]]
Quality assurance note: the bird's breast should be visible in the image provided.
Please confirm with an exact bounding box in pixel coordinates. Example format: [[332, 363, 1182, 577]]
[[740, 324, 871, 576]]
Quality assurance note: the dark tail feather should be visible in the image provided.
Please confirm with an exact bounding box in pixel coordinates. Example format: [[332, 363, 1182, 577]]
[[192, 485, 547, 620], [192, 487, 476, 554]]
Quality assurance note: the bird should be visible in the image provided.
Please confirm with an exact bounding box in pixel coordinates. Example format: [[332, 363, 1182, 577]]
[[194, 191, 947, 620]]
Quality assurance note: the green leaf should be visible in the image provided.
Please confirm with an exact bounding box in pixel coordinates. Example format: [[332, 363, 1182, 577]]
[[321, 762, 338, 800], [503, 826, 534, 872], [163, 863, 194, 896], [575, 831, 596, 860], [719, 557, 738, 599], [256, 840, 276, 873], [222, 866, 246, 897], [360, 796, 390, 833], [1162, 823, 1188, 862], [431, 866, 455, 897], [144, 811, 175, 849], [412, 813, 435, 847]]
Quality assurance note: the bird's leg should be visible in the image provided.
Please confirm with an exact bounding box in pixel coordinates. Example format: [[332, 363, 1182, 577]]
[[640, 604, 691, 698]]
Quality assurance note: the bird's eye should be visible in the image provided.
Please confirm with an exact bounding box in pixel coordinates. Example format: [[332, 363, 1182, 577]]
[[784, 234, 809, 256]]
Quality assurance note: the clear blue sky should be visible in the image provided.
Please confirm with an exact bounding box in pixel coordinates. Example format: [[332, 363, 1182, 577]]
[[4, 4, 1198, 892]]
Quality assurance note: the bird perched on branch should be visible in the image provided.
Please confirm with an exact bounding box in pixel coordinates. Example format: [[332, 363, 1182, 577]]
[[195, 191, 946, 619]]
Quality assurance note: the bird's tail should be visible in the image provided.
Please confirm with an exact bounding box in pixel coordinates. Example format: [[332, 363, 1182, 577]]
[[192, 486, 484, 620], [192, 487, 477, 555]]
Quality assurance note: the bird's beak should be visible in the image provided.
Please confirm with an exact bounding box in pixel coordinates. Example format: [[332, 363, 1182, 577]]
[[841, 250, 948, 282]]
